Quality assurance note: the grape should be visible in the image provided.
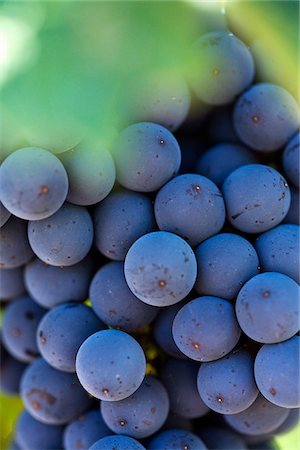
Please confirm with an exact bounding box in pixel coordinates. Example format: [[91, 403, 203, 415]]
[[207, 106, 240, 144], [15, 410, 64, 450], [154, 174, 226, 246], [224, 394, 290, 435], [276, 408, 300, 435], [282, 132, 299, 188], [28, 203, 93, 266], [172, 296, 241, 361], [0, 200, 11, 227], [191, 31, 254, 105], [222, 164, 291, 233], [196, 143, 258, 188], [284, 187, 299, 225], [37, 303, 104, 372], [0, 217, 34, 269], [233, 83, 300, 152], [236, 272, 299, 344], [59, 144, 115, 206], [255, 224, 299, 283], [101, 376, 169, 439], [197, 349, 258, 414], [89, 435, 145, 450], [2, 296, 46, 363], [153, 303, 187, 359], [113, 122, 181, 192], [0, 267, 25, 300], [0, 147, 68, 220], [124, 231, 197, 307], [254, 336, 300, 408], [148, 428, 207, 450], [160, 358, 209, 419], [0, 345, 27, 395], [199, 427, 247, 449], [24, 256, 94, 308], [194, 233, 260, 300], [94, 189, 156, 261], [89, 262, 158, 332], [75, 329, 146, 401], [20, 358, 91, 424], [63, 409, 111, 450]]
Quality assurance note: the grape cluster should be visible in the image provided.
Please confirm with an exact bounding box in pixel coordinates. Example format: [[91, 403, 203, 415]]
[[1, 25, 299, 450]]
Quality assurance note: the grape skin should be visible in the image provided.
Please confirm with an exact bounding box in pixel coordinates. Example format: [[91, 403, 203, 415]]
[[0, 147, 68, 220], [254, 336, 300, 408], [101, 376, 169, 439], [28, 203, 93, 267], [222, 164, 291, 233], [75, 329, 146, 401], [235, 272, 299, 344], [124, 231, 197, 307], [89, 261, 158, 332], [172, 296, 241, 362]]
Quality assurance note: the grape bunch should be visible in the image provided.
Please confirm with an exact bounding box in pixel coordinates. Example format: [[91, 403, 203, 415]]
[[1, 25, 299, 450]]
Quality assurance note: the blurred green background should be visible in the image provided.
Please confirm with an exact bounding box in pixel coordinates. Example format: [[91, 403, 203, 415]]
[[0, 1, 299, 449]]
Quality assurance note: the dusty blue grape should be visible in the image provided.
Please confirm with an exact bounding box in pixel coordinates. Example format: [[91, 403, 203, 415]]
[[0, 267, 25, 300], [89, 435, 145, 450], [0, 217, 34, 269], [255, 224, 299, 283], [154, 174, 226, 246], [0, 147, 68, 220], [254, 336, 300, 408], [89, 262, 158, 332], [284, 187, 299, 225], [222, 164, 291, 233], [172, 296, 241, 362], [153, 304, 187, 359], [282, 132, 299, 188], [196, 143, 258, 187], [236, 272, 299, 344], [28, 203, 93, 266], [199, 427, 247, 449], [20, 358, 91, 424], [37, 303, 104, 372], [24, 256, 94, 308], [63, 409, 111, 450], [0, 201, 11, 227], [76, 329, 146, 401], [233, 83, 300, 151], [94, 189, 156, 261], [207, 106, 240, 144], [160, 358, 209, 419], [192, 31, 254, 105], [113, 122, 181, 192], [59, 144, 115, 206], [195, 233, 260, 300], [101, 376, 169, 439], [197, 349, 258, 414], [124, 231, 197, 307], [149, 429, 207, 450], [0, 346, 27, 395], [15, 410, 64, 450], [224, 394, 290, 435], [2, 295, 46, 362]]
